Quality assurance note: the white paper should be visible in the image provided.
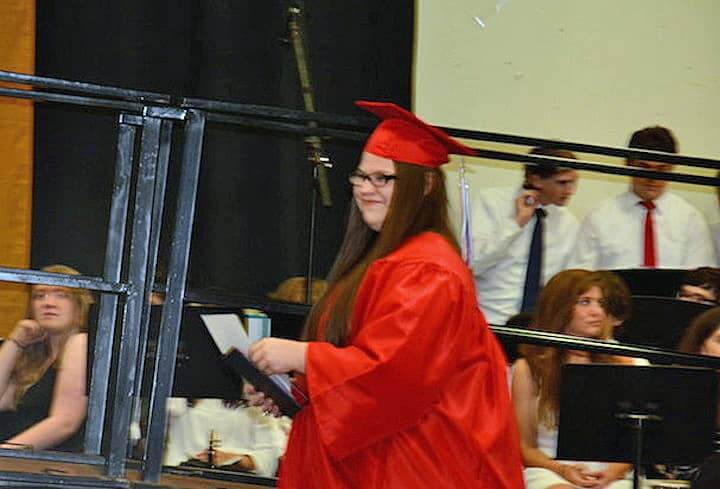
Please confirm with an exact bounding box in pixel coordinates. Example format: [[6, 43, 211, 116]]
[[200, 312, 292, 396], [200, 313, 251, 356]]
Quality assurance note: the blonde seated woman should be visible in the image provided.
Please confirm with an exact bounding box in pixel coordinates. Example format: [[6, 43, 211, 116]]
[[512, 270, 634, 489], [0, 265, 92, 451], [267, 277, 328, 304]]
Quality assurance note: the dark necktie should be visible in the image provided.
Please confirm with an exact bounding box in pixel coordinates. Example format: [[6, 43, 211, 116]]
[[639, 200, 656, 268], [521, 208, 546, 312]]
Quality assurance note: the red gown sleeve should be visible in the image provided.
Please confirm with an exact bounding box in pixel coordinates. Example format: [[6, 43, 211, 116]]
[[305, 260, 478, 460]]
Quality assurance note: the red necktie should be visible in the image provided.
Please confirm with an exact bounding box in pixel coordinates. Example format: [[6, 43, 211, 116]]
[[640, 200, 656, 268]]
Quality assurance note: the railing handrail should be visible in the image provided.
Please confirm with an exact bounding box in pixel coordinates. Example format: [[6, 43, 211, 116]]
[[0, 70, 170, 104]]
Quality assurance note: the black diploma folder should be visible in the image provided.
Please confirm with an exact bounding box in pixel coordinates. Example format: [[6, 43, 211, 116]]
[[223, 348, 301, 417]]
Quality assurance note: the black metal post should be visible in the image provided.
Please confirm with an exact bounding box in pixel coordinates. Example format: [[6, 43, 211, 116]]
[[105, 116, 162, 477], [0, 268, 127, 292], [633, 418, 643, 489], [142, 110, 206, 482], [615, 413, 658, 489], [0, 69, 170, 103], [84, 116, 138, 455], [129, 118, 173, 457]]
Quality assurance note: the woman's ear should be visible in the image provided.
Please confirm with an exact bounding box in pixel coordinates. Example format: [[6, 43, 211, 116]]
[[424, 171, 437, 196]]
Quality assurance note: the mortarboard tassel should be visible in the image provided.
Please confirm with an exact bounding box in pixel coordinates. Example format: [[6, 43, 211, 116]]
[[459, 158, 473, 266]]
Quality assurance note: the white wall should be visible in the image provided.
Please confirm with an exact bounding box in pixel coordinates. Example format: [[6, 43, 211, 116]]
[[415, 0, 720, 225]]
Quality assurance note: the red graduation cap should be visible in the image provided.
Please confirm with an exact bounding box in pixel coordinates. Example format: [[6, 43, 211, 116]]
[[356, 100, 476, 168]]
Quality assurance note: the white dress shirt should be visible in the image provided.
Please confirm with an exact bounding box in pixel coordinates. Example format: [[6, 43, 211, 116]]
[[471, 186, 579, 325], [164, 398, 290, 477], [712, 221, 720, 266], [568, 190, 716, 270]]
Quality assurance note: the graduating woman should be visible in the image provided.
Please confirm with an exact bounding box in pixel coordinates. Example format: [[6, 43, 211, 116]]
[[249, 102, 524, 488]]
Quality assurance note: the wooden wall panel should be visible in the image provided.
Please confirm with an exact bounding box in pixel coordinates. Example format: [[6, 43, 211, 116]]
[[0, 1, 34, 336]]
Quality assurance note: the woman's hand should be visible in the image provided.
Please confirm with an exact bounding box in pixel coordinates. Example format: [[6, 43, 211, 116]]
[[243, 384, 281, 417], [10, 320, 47, 348], [194, 449, 255, 470], [249, 338, 307, 375], [587, 463, 629, 489], [558, 463, 600, 488]]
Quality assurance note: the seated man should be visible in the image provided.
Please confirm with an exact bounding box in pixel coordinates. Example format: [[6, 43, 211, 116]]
[[676, 267, 720, 306], [471, 147, 579, 324], [164, 397, 290, 477], [570, 126, 715, 270]]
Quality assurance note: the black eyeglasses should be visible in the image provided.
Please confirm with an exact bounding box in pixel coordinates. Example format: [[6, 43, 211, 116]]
[[348, 171, 398, 188]]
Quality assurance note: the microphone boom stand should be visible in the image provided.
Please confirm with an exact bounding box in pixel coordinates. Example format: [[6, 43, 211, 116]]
[[285, 2, 332, 304]]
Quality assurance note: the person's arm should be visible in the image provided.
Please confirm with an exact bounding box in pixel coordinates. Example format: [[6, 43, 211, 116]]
[[566, 215, 600, 270], [511, 359, 598, 487], [193, 449, 256, 471], [199, 407, 287, 477], [470, 191, 534, 274], [250, 339, 307, 375], [306, 263, 478, 460], [589, 462, 632, 488], [0, 320, 48, 408], [683, 211, 717, 268], [0, 340, 23, 409], [240, 408, 288, 477], [511, 359, 556, 470], [3, 333, 88, 450]]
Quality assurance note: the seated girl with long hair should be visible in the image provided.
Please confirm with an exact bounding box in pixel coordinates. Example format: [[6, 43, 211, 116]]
[[512, 269, 633, 489], [647, 308, 720, 487], [0, 264, 93, 451]]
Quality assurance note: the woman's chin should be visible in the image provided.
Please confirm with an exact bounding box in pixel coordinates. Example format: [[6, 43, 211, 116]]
[[361, 216, 383, 232], [38, 322, 72, 335]]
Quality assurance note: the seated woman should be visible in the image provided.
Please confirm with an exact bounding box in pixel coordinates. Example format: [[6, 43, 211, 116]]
[[647, 308, 720, 486], [267, 277, 328, 305], [0, 264, 92, 451], [163, 397, 290, 477], [512, 269, 633, 489], [679, 307, 720, 458]]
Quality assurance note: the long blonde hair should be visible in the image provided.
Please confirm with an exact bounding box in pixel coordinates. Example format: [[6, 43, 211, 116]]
[[521, 270, 617, 427], [11, 264, 93, 406]]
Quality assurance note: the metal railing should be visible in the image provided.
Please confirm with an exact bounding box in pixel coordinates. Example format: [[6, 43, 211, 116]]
[[1, 68, 719, 488]]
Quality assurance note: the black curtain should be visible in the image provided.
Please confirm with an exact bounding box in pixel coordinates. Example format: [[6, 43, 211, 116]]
[[33, 1, 413, 300]]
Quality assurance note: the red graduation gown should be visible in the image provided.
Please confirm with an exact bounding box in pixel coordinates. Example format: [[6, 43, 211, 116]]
[[279, 232, 524, 488]]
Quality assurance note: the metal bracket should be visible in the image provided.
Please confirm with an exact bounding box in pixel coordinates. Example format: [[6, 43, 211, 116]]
[[119, 114, 144, 126], [143, 106, 187, 120]]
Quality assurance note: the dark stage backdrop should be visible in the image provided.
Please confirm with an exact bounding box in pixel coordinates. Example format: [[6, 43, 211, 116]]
[[33, 1, 413, 302]]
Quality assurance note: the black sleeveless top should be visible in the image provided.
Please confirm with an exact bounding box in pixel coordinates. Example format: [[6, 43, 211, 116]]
[[0, 367, 85, 452]]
